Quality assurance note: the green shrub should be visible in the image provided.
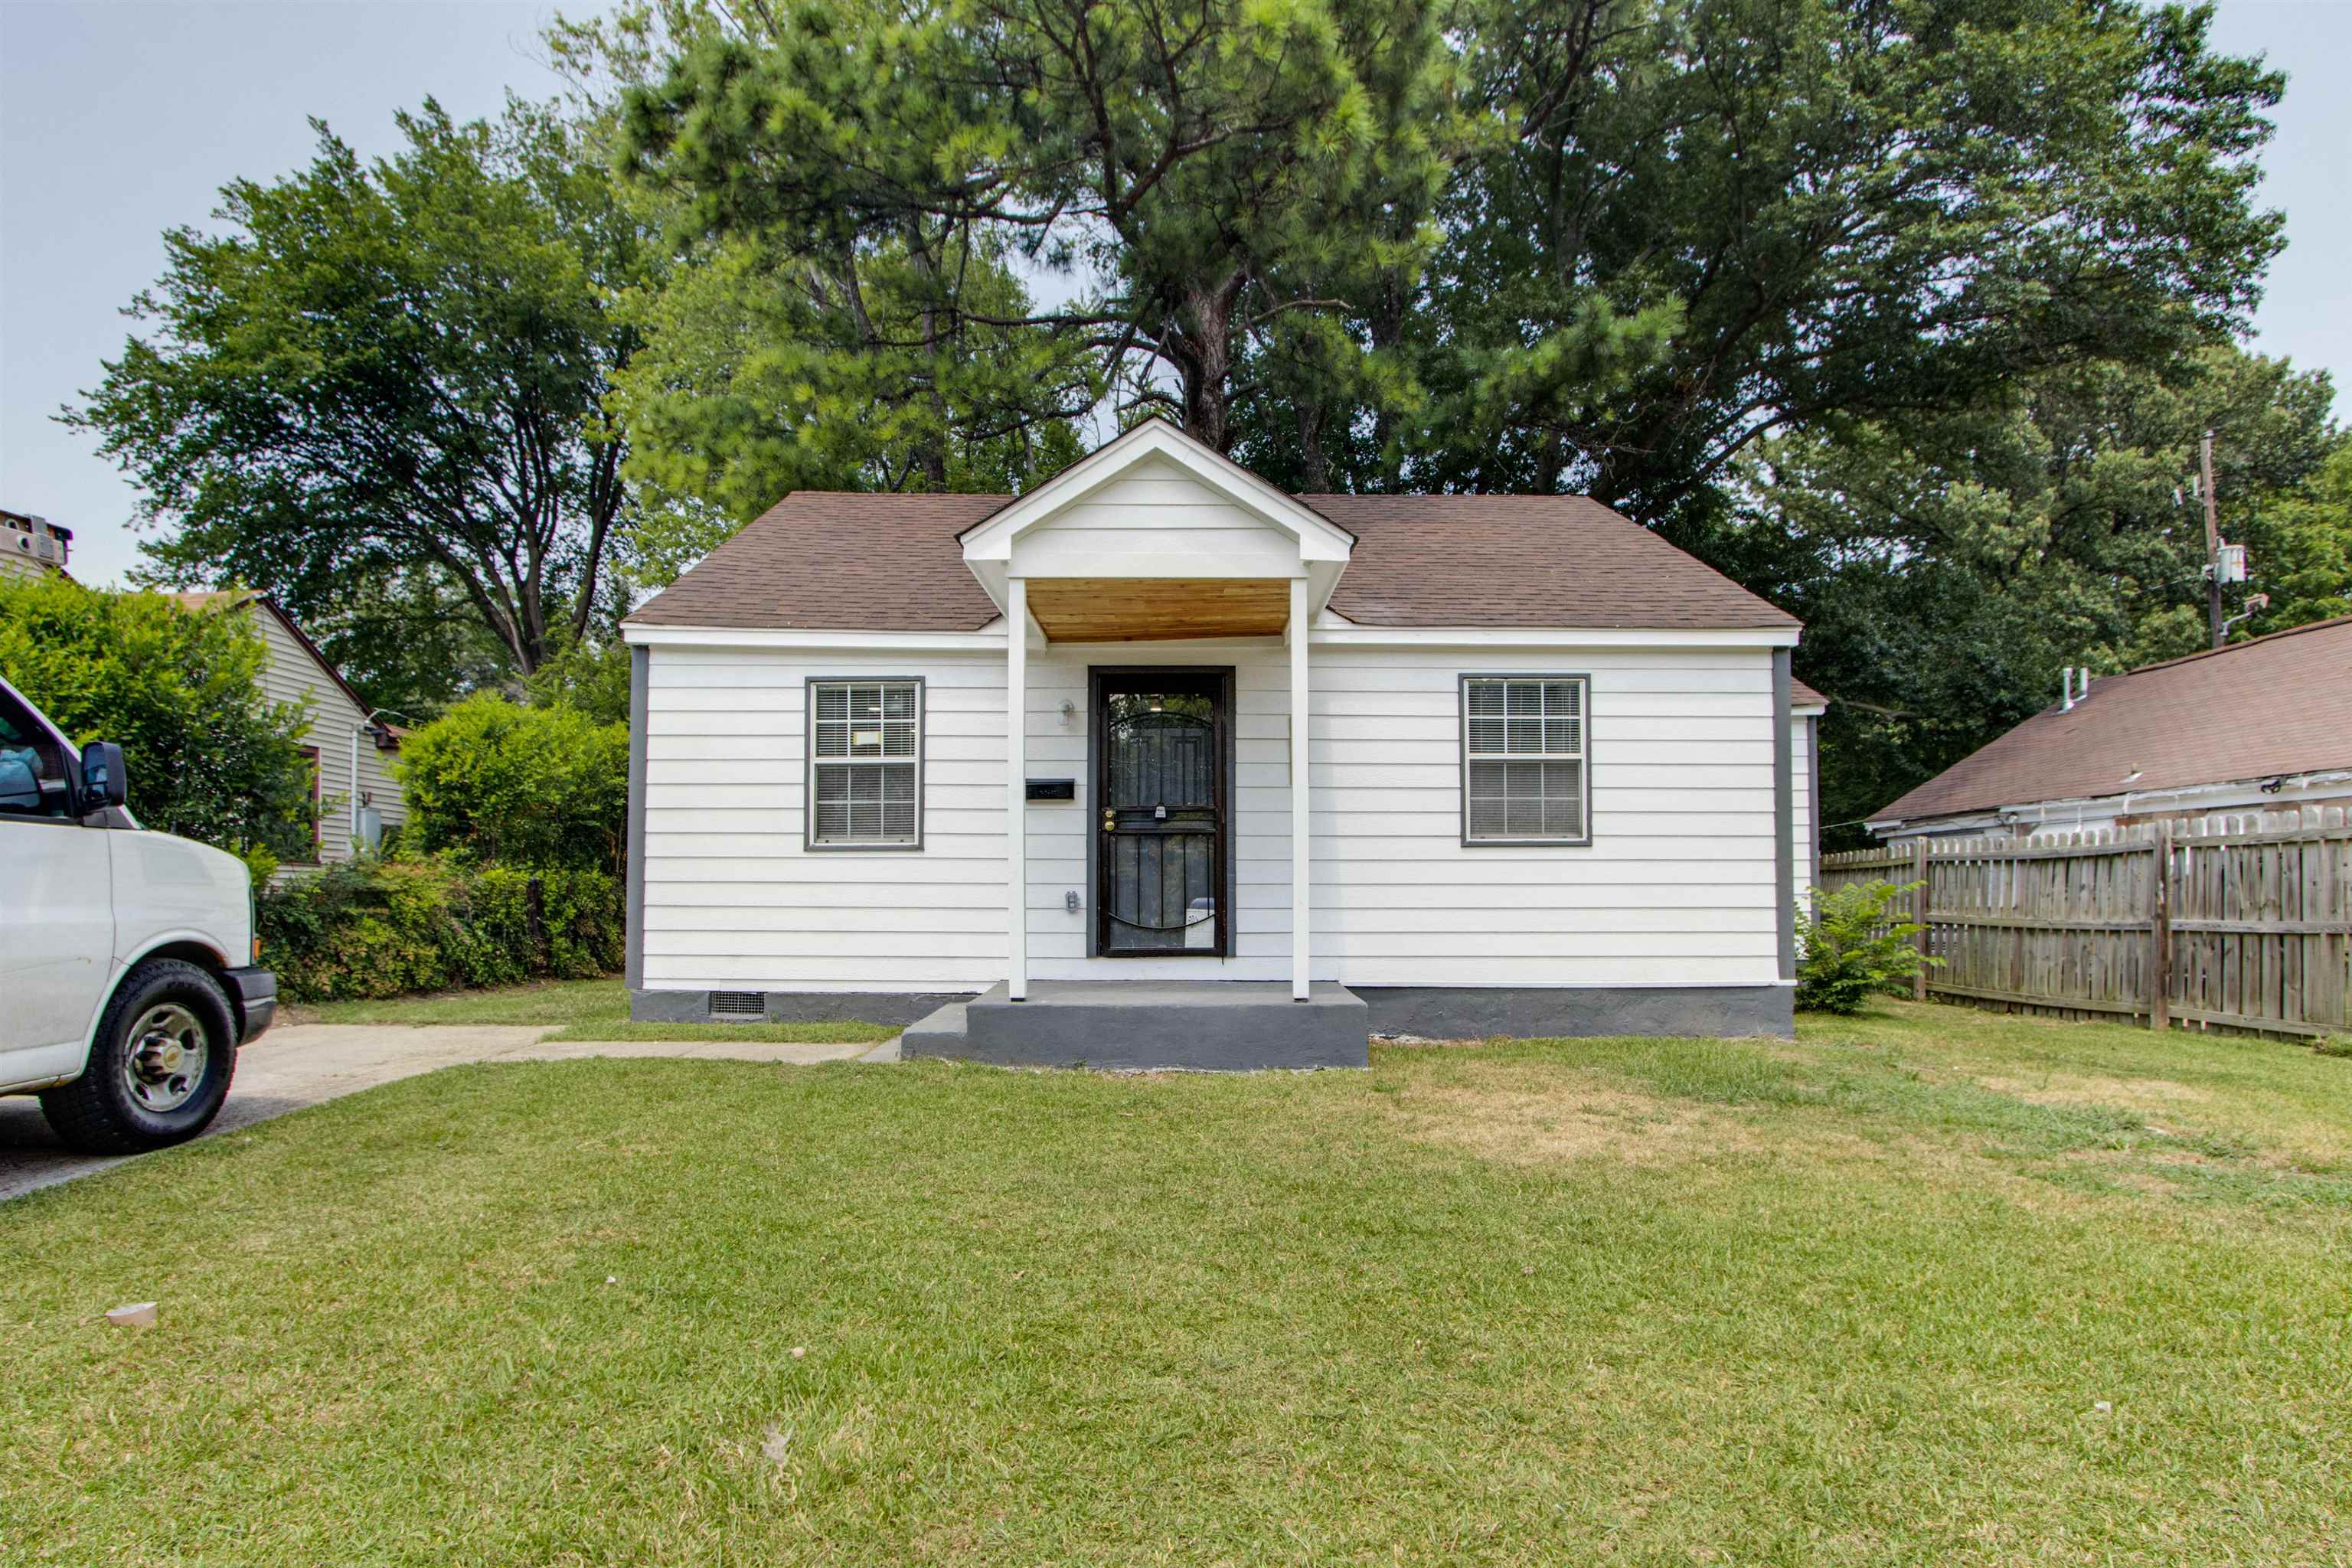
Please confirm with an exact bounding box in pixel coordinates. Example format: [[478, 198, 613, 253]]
[[0, 577, 318, 865], [395, 693, 628, 871], [258, 857, 623, 1003], [1796, 879, 1939, 1014]]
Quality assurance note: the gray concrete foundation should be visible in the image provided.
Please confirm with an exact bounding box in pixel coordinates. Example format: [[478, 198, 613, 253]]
[[904, 981, 1370, 1070], [629, 989, 972, 1029], [635, 983, 1793, 1045], [1356, 985, 1795, 1041]]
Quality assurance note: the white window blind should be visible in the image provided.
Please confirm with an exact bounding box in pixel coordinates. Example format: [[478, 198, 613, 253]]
[[807, 680, 922, 848], [1462, 676, 1587, 844]]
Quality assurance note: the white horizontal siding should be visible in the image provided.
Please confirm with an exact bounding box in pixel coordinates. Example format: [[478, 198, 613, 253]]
[[1008, 459, 1298, 579], [248, 605, 403, 867], [636, 635, 1788, 997], [640, 646, 1008, 991], [1298, 645, 1779, 987]]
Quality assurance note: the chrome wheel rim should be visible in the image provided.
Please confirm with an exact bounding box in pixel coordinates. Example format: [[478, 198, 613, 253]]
[[122, 1004, 208, 1113]]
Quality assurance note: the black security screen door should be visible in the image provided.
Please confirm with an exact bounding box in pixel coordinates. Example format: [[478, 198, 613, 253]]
[[1093, 670, 1231, 957]]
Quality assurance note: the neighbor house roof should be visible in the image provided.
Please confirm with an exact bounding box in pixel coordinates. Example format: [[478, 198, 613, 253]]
[[1792, 679, 1827, 710], [1871, 615, 2352, 825], [626, 490, 1798, 633]]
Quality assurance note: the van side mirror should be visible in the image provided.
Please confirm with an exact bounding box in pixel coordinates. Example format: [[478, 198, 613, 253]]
[[80, 740, 128, 811]]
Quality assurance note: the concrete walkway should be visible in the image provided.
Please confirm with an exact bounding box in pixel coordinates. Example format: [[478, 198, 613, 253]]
[[0, 1024, 899, 1204]]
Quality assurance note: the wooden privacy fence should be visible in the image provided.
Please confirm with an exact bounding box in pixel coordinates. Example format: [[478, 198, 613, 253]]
[[1820, 808, 2352, 1040]]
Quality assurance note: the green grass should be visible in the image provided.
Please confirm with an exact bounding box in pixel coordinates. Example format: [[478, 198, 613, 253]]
[[292, 979, 895, 1042], [537, 1020, 901, 1046], [292, 977, 632, 1026], [5, 1001, 2348, 1564]]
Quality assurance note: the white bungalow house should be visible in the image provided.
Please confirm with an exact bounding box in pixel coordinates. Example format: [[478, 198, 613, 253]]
[[620, 423, 1820, 1068]]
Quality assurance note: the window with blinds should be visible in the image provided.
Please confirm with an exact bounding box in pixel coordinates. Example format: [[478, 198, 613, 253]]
[[806, 679, 923, 849], [1460, 675, 1589, 844]]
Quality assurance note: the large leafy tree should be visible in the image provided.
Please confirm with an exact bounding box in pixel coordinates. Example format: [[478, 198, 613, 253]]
[[2229, 439, 2352, 637], [606, 230, 1093, 581], [606, 0, 1460, 464], [70, 99, 657, 681], [1706, 346, 2344, 841], [1401, 0, 2286, 513], [608, 0, 2282, 511], [548, 2, 1105, 579], [279, 568, 515, 727]]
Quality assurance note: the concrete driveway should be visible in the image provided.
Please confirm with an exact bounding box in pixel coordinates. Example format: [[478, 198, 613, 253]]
[[0, 1024, 898, 1204]]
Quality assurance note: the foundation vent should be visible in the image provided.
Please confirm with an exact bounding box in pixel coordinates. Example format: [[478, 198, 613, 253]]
[[708, 990, 765, 1019]]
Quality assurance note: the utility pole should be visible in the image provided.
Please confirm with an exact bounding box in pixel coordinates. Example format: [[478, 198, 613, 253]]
[[2200, 430, 2223, 650]]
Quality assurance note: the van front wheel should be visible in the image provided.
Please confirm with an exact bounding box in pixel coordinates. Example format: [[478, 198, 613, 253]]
[[40, 959, 239, 1155]]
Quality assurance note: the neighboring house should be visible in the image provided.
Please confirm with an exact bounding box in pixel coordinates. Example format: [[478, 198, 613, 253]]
[[0, 509, 73, 582], [1868, 615, 2352, 843], [619, 422, 1820, 1067], [173, 590, 405, 866]]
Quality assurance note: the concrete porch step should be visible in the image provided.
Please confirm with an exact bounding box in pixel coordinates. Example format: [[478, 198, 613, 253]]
[[899, 1001, 969, 1057], [902, 981, 1367, 1070]]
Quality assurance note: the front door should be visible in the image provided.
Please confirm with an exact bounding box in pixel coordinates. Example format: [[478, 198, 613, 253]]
[[1093, 669, 1231, 957]]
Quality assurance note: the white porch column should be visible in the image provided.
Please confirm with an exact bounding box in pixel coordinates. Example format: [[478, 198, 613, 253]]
[[1289, 576, 1311, 1001], [1006, 576, 1028, 1001]]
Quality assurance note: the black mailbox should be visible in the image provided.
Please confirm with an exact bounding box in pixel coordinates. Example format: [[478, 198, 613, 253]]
[[1025, 778, 1076, 802]]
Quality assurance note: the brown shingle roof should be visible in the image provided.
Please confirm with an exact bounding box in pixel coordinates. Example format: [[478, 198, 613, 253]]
[[1792, 679, 1828, 709], [1872, 616, 2352, 824], [627, 490, 1796, 632], [1302, 495, 1793, 629], [628, 494, 1006, 631]]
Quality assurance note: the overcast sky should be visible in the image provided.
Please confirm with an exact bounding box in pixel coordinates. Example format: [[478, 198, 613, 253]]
[[5, 0, 2349, 589]]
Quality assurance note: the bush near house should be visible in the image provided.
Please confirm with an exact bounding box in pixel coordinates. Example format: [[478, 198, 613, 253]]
[[258, 857, 622, 1003], [0, 575, 318, 877], [396, 692, 629, 872], [1796, 878, 1937, 1014]]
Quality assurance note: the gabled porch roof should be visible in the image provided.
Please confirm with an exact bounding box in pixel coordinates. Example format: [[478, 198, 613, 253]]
[[956, 422, 1357, 637]]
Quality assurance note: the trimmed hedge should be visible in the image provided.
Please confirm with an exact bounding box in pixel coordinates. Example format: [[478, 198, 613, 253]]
[[259, 858, 623, 1004]]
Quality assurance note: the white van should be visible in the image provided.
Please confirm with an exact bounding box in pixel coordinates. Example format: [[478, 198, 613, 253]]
[[1, 675, 276, 1152]]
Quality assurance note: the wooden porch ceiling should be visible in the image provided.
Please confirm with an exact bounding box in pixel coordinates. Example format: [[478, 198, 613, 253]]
[[1024, 577, 1291, 642]]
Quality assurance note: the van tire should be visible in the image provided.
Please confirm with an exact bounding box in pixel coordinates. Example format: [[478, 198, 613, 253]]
[[39, 959, 240, 1155]]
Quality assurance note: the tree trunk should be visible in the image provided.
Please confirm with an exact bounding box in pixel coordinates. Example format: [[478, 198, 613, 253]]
[[1297, 400, 1329, 492], [1536, 429, 1569, 495], [908, 227, 951, 488], [1177, 274, 1247, 452]]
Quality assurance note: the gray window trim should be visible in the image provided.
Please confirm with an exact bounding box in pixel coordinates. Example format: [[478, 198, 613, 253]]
[[1459, 672, 1592, 848], [803, 676, 927, 852]]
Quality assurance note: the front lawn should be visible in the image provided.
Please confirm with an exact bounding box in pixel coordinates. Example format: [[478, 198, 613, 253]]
[[4, 1004, 2346, 1563]]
